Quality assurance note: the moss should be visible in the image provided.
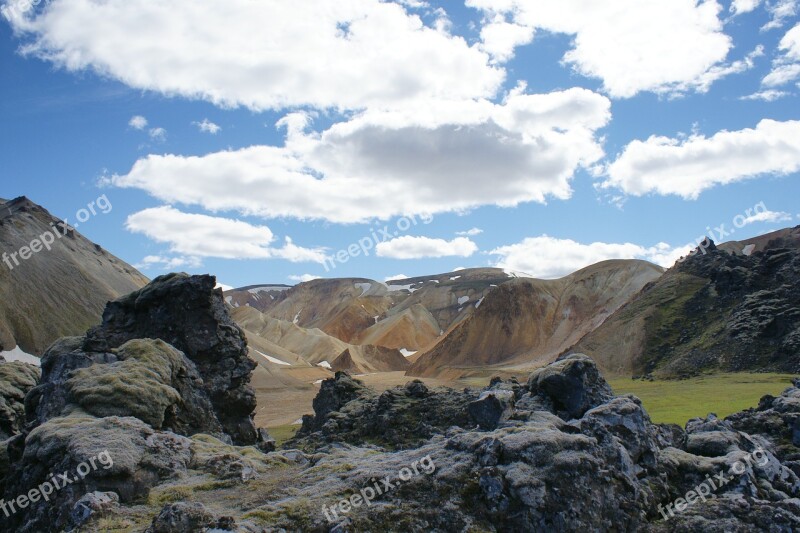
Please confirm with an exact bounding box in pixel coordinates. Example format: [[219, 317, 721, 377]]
[[147, 485, 194, 506], [66, 339, 184, 428]]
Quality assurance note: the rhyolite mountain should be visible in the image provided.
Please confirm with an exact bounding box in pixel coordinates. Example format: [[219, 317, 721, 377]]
[[225, 263, 663, 378], [407, 260, 664, 379], [0, 196, 148, 358], [570, 227, 800, 378]]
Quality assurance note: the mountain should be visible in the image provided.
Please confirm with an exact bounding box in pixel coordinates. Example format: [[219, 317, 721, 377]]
[[0, 196, 148, 358], [569, 227, 800, 378], [224, 268, 516, 364], [407, 260, 664, 378], [231, 305, 408, 374]]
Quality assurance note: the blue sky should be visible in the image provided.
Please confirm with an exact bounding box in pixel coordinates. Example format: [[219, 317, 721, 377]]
[[1, 0, 798, 289]]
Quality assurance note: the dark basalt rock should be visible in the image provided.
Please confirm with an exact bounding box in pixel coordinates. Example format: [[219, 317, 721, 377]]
[[0, 360, 40, 441], [294, 372, 481, 449], [528, 353, 614, 419], [145, 501, 236, 533], [82, 273, 257, 444]]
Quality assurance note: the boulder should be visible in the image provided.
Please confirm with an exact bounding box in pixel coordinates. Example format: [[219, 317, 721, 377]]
[[528, 353, 614, 419], [83, 273, 257, 444]]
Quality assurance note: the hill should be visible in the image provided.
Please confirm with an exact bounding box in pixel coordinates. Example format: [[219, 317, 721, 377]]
[[0, 196, 148, 358], [569, 227, 800, 378]]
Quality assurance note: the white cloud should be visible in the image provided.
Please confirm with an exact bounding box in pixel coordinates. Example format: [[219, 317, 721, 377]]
[[112, 88, 610, 223], [603, 119, 800, 198], [456, 227, 483, 236], [377, 236, 478, 259], [125, 206, 326, 263], [478, 17, 535, 62], [489, 235, 687, 278], [129, 115, 148, 130], [148, 127, 167, 142], [11, 0, 502, 111], [671, 45, 763, 94], [763, 24, 800, 87], [466, 0, 732, 98], [763, 63, 800, 86], [134, 254, 202, 271], [740, 209, 793, 225], [761, 0, 797, 30], [384, 274, 409, 281], [193, 119, 221, 134], [731, 0, 762, 14], [740, 89, 790, 100], [288, 274, 322, 283]]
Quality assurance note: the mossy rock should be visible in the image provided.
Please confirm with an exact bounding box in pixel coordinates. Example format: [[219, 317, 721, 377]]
[[66, 339, 184, 428]]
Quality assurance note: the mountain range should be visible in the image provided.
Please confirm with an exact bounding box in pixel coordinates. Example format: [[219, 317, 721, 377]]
[[5, 196, 798, 385]]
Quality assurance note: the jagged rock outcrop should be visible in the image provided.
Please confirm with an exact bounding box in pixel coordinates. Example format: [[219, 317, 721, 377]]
[[0, 274, 264, 532], [0, 360, 39, 440], [82, 273, 258, 444], [294, 371, 481, 449], [572, 228, 800, 378]]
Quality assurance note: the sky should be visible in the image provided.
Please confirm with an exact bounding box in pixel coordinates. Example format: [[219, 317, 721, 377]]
[[0, 0, 798, 289]]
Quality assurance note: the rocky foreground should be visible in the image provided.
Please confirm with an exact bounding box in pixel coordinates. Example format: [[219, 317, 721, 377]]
[[1, 275, 800, 532]]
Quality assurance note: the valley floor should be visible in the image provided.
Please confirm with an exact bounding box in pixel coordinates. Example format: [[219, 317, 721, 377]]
[[256, 367, 797, 440]]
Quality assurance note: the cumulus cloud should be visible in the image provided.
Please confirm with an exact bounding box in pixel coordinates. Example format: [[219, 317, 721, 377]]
[[128, 115, 148, 130], [377, 236, 478, 259], [603, 119, 800, 198], [457, 228, 484, 236], [125, 206, 326, 263], [466, 0, 732, 98], [740, 89, 790, 101], [763, 24, 800, 87], [478, 17, 535, 62], [10, 0, 502, 111], [761, 0, 797, 31], [112, 88, 610, 223], [148, 127, 167, 142], [740, 209, 793, 225], [731, 0, 762, 14], [489, 235, 687, 278], [193, 119, 221, 134], [134, 254, 202, 271], [288, 274, 322, 283]]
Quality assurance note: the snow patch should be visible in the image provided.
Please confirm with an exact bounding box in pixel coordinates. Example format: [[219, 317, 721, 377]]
[[317, 361, 332, 369], [475, 297, 485, 309], [0, 346, 40, 366], [458, 296, 469, 305], [450, 276, 461, 281], [293, 311, 301, 324], [253, 349, 291, 366], [313, 380, 324, 385], [742, 244, 756, 256], [504, 268, 533, 278], [399, 348, 417, 358]]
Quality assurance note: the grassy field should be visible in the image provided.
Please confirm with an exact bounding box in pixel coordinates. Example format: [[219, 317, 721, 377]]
[[267, 423, 301, 446], [609, 373, 796, 427]]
